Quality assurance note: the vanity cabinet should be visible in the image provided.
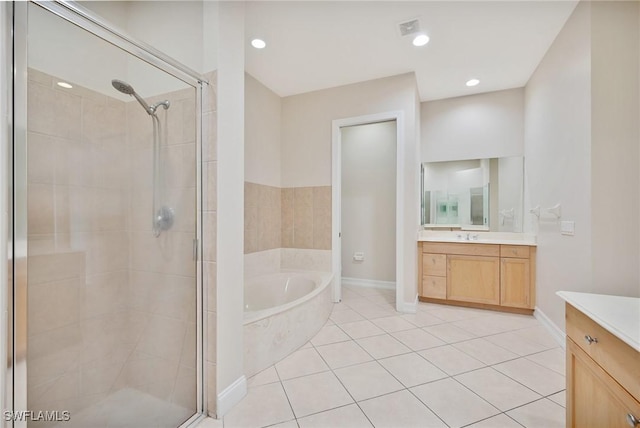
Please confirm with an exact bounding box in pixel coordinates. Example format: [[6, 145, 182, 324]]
[[418, 241, 536, 313], [565, 303, 640, 428]]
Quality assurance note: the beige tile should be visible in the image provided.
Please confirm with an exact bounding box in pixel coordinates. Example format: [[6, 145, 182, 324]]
[[82, 95, 126, 143], [281, 188, 294, 248], [466, 414, 523, 427], [81, 271, 127, 319], [28, 183, 55, 235], [27, 132, 55, 183], [28, 251, 85, 285], [310, 325, 351, 346], [411, 378, 500, 428], [400, 312, 445, 328], [135, 314, 187, 362], [485, 330, 556, 357], [275, 347, 329, 380], [330, 309, 365, 324], [28, 68, 53, 86], [180, 322, 197, 369], [526, 348, 566, 376], [379, 352, 447, 388], [298, 403, 372, 428], [204, 211, 217, 262], [453, 338, 520, 365], [195, 417, 223, 428], [224, 381, 294, 428], [207, 311, 217, 363], [293, 187, 313, 249], [282, 371, 353, 418], [424, 323, 478, 343], [28, 278, 81, 336], [244, 182, 259, 254], [207, 361, 217, 416], [203, 112, 217, 162], [248, 366, 280, 388], [391, 328, 446, 351], [371, 315, 417, 333], [493, 358, 565, 396], [419, 345, 485, 376], [359, 389, 446, 428], [206, 161, 217, 211], [205, 262, 217, 312], [334, 361, 403, 401], [548, 390, 566, 408], [339, 320, 385, 339], [356, 334, 411, 359], [506, 398, 565, 428], [315, 341, 373, 369], [455, 367, 542, 411], [258, 184, 282, 251], [312, 186, 331, 250], [172, 365, 197, 410], [28, 82, 82, 140]]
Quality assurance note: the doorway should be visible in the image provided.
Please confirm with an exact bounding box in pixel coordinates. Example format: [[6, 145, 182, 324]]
[[331, 112, 405, 311]]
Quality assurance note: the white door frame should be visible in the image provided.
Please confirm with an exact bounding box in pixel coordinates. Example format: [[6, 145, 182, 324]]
[[331, 111, 405, 312]]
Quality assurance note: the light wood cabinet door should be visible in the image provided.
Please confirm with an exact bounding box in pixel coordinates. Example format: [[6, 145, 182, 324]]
[[447, 255, 500, 305], [500, 258, 531, 308], [422, 275, 446, 299], [567, 339, 640, 428]]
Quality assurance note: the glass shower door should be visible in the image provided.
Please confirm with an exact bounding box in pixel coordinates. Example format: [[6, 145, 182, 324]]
[[22, 3, 199, 427]]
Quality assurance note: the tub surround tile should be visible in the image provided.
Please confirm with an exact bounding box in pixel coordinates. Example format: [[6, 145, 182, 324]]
[[281, 188, 295, 248], [312, 186, 332, 250]]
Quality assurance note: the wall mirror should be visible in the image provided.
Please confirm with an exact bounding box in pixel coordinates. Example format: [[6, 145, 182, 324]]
[[421, 157, 524, 232]]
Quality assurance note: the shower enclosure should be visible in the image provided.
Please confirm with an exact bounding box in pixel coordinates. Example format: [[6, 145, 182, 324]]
[[7, 2, 205, 427]]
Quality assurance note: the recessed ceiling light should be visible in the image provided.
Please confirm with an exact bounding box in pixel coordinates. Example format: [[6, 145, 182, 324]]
[[466, 79, 480, 87], [251, 38, 266, 49], [412, 34, 430, 47], [57, 82, 73, 89]]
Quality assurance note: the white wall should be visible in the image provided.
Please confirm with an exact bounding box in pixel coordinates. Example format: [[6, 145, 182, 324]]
[[282, 73, 420, 309], [421, 88, 524, 162], [245, 73, 282, 187], [590, 0, 639, 295], [0, 2, 8, 417], [524, 1, 592, 332], [215, 1, 246, 416], [524, 0, 640, 332], [341, 121, 396, 282]]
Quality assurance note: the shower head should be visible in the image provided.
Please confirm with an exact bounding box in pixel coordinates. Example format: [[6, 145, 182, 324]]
[[111, 79, 153, 115]]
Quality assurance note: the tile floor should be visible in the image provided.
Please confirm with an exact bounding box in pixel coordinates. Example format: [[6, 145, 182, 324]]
[[201, 285, 567, 428]]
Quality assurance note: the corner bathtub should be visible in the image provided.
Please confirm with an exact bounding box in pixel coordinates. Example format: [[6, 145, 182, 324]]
[[243, 270, 333, 377]]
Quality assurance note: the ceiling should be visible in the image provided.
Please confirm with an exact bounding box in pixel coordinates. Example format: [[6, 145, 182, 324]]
[[245, 1, 578, 101]]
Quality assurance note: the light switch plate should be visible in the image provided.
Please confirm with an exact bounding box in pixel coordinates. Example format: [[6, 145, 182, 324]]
[[561, 221, 575, 236]]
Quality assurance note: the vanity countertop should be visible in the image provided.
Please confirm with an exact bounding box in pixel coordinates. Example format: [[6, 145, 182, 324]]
[[557, 291, 640, 352], [417, 230, 537, 246]]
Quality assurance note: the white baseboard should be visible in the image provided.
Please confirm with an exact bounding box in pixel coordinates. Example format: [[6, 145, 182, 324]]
[[216, 375, 247, 417], [341, 276, 396, 290], [396, 293, 418, 314], [534, 306, 566, 349]]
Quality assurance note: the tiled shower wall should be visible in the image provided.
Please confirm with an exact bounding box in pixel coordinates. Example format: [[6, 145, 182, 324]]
[[26, 68, 201, 424], [244, 182, 331, 254]]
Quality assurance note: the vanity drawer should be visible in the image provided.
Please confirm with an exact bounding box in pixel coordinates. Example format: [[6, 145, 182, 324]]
[[566, 303, 640, 400], [422, 275, 446, 299], [500, 245, 530, 259], [422, 253, 447, 277], [422, 242, 500, 257]]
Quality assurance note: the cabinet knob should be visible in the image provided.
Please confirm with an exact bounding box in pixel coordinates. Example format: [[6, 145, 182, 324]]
[[584, 335, 598, 345], [627, 413, 639, 427]]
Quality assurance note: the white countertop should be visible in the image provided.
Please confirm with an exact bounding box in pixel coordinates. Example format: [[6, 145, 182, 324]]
[[557, 291, 640, 352], [418, 230, 537, 246]]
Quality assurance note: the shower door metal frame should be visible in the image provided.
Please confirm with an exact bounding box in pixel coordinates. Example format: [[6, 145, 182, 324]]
[[8, 1, 208, 426]]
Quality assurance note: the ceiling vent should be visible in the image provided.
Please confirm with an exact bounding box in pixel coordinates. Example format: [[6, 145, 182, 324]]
[[398, 19, 421, 37]]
